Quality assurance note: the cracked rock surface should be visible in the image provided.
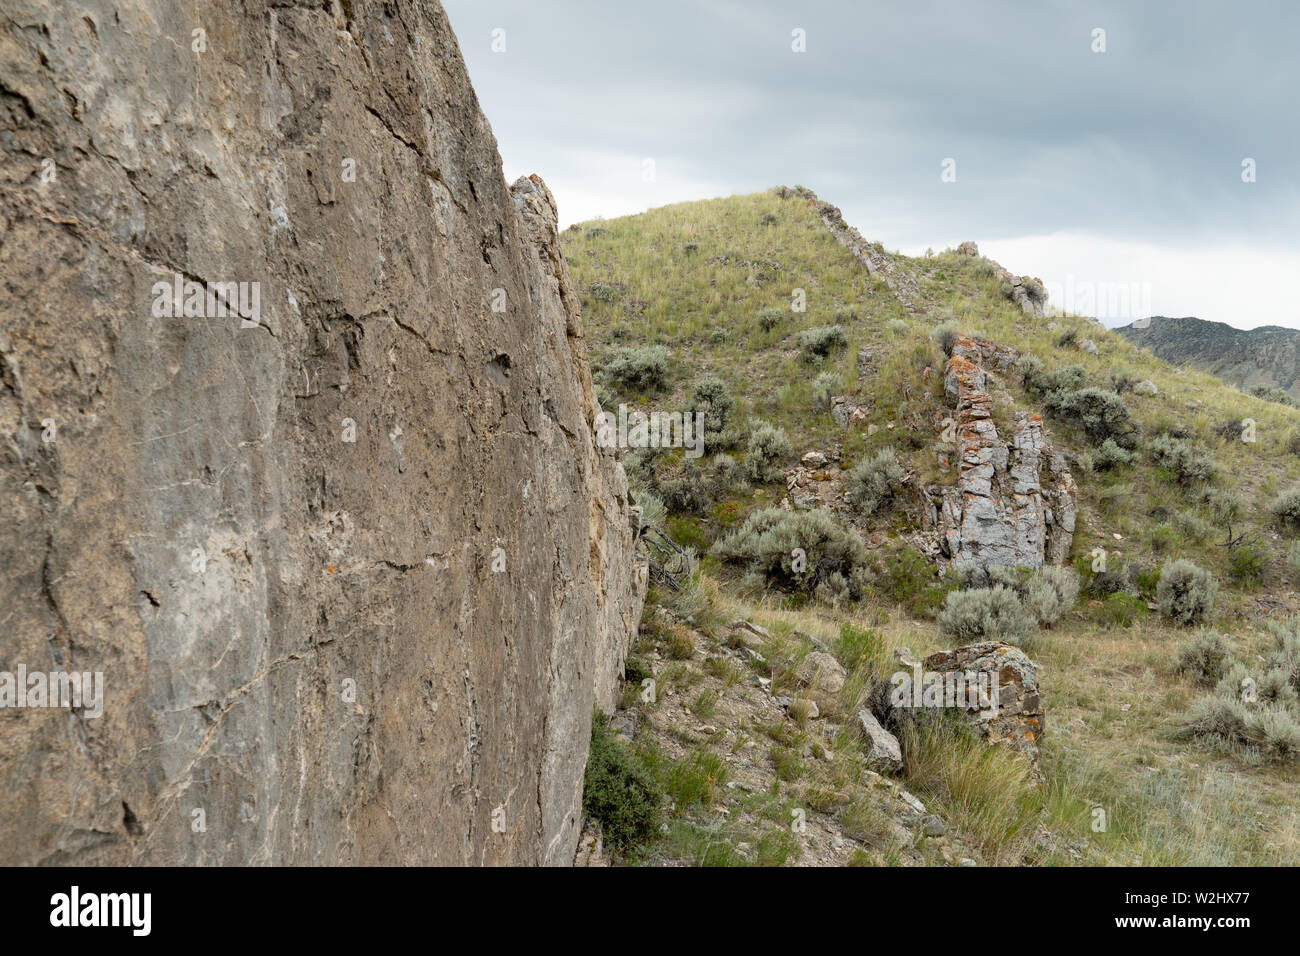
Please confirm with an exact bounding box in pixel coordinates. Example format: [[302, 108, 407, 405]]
[[0, 0, 645, 865]]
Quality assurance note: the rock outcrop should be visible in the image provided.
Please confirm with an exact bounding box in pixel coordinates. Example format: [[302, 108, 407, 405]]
[[0, 0, 644, 865], [930, 337, 1077, 568], [923, 642, 1045, 762]]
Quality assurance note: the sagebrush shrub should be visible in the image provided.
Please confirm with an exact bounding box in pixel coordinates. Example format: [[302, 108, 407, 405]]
[[812, 371, 839, 411], [599, 345, 669, 392], [937, 585, 1033, 643], [1148, 434, 1217, 485], [1269, 488, 1300, 530], [1023, 566, 1081, 627], [745, 420, 792, 482], [1157, 559, 1218, 625], [757, 307, 785, 332], [688, 376, 733, 440], [1176, 631, 1232, 686], [1049, 387, 1137, 447], [847, 447, 905, 516], [796, 325, 848, 363], [711, 507, 869, 597], [1092, 438, 1136, 471], [931, 324, 959, 357]]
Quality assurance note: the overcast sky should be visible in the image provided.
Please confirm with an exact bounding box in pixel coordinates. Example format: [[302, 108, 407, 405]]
[[443, 1, 1299, 329]]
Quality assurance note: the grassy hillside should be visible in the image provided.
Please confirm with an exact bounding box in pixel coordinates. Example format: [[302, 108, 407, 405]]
[[566, 188, 1300, 866], [1118, 315, 1300, 402]]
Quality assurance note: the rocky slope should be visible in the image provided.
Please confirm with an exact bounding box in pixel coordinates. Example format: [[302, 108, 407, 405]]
[[1117, 316, 1300, 398], [0, 0, 645, 865]]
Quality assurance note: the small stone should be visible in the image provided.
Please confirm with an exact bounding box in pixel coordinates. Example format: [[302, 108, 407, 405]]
[[921, 814, 946, 837]]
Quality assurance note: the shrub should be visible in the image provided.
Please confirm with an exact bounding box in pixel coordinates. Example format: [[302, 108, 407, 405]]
[[1092, 438, 1136, 471], [1249, 384, 1300, 408], [1269, 488, 1300, 530], [937, 586, 1033, 643], [797, 325, 848, 363], [745, 420, 793, 482], [1174, 509, 1215, 543], [1148, 434, 1217, 485], [1055, 328, 1078, 348], [582, 711, 663, 851], [589, 280, 618, 301], [1017, 354, 1046, 393], [683, 241, 699, 255], [711, 507, 869, 597], [1157, 559, 1218, 626], [1049, 387, 1137, 447], [760, 212, 778, 226], [931, 324, 960, 357], [1229, 543, 1267, 585], [600, 345, 669, 392], [812, 371, 839, 411], [1023, 566, 1080, 627], [688, 376, 733, 440], [847, 447, 905, 516], [1176, 631, 1232, 686], [872, 545, 947, 618], [757, 307, 785, 332]]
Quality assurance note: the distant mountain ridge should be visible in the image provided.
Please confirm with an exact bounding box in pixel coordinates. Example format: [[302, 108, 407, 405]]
[[1116, 316, 1300, 398]]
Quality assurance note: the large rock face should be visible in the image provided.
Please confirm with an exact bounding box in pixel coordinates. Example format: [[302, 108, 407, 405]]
[[934, 337, 1076, 568], [0, 0, 645, 865]]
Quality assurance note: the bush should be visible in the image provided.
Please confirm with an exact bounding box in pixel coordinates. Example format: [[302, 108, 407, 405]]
[[847, 447, 905, 516], [1049, 387, 1137, 447], [688, 376, 733, 441], [931, 324, 960, 357], [1023, 566, 1080, 627], [760, 212, 778, 226], [1157, 559, 1218, 626], [757, 307, 785, 332], [745, 420, 793, 482], [937, 586, 1034, 643], [582, 711, 662, 851], [1249, 384, 1300, 408], [589, 280, 618, 302], [951, 563, 1077, 628], [600, 345, 670, 392], [1148, 434, 1217, 485], [1092, 438, 1136, 472], [812, 371, 840, 411], [797, 325, 848, 363], [1229, 543, 1267, 586], [711, 507, 869, 598], [1269, 488, 1300, 530], [1176, 631, 1232, 686]]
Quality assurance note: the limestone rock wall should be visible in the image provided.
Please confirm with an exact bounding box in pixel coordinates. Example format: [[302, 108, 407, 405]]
[[0, 0, 644, 865], [934, 337, 1076, 568]]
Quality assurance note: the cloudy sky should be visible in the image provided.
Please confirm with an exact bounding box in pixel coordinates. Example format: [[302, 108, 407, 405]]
[[443, 1, 1299, 329]]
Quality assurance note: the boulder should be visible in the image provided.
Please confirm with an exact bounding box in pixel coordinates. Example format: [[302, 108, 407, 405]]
[[0, 0, 647, 865], [856, 709, 904, 774], [923, 642, 1045, 762]]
